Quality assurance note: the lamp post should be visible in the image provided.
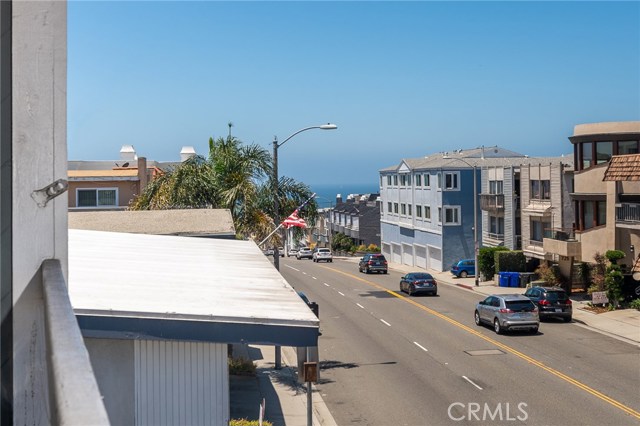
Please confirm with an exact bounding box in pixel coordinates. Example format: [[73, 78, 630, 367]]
[[272, 124, 337, 270], [443, 156, 480, 286]]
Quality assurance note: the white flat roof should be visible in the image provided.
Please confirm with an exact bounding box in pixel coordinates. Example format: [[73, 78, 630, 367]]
[[68, 229, 319, 346]]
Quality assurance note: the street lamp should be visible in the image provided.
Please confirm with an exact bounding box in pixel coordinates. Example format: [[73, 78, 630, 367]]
[[443, 156, 480, 286], [272, 124, 337, 270]]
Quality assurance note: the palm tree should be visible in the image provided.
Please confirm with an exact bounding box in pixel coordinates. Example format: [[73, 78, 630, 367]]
[[129, 134, 317, 242]]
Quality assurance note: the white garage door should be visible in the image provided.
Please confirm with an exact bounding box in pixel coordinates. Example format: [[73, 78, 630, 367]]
[[415, 245, 427, 270], [428, 246, 442, 272], [392, 244, 402, 264], [402, 244, 414, 266]]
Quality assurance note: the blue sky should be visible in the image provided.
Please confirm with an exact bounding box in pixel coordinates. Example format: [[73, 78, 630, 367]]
[[68, 1, 640, 187]]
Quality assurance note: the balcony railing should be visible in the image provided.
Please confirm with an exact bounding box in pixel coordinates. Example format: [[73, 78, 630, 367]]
[[616, 203, 640, 224], [480, 193, 504, 212], [542, 228, 581, 259], [486, 232, 504, 241], [42, 259, 109, 425]]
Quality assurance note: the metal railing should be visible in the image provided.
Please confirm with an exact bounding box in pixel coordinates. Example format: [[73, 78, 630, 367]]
[[545, 227, 579, 242], [42, 259, 110, 425], [616, 203, 640, 223], [487, 232, 504, 241], [480, 193, 504, 210]]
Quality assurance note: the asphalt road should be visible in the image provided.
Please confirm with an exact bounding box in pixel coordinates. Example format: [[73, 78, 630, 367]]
[[279, 257, 640, 426]]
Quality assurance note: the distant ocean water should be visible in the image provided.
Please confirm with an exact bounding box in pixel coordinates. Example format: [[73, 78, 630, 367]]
[[309, 183, 380, 207]]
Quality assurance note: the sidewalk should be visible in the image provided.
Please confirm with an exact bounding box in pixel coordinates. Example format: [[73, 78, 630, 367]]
[[230, 343, 338, 426], [230, 257, 640, 425]]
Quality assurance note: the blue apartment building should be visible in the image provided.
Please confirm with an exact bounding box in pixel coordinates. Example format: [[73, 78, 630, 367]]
[[379, 147, 525, 272]]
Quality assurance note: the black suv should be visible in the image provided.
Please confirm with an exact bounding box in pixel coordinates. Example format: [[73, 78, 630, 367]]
[[524, 286, 572, 322], [358, 254, 388, 274]]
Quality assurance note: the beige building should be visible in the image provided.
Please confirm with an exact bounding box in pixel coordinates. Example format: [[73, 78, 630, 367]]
[[544, 121, 640, 274]]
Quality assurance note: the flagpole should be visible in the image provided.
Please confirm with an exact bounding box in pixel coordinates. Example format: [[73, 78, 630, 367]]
[[259, 223, 285, 248]]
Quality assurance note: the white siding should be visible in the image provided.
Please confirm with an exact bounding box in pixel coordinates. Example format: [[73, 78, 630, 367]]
[[402, 243, 414, 266], [415, 245, 427, 269], [134, 340, 229, 426], [428, 245, 442, 271]]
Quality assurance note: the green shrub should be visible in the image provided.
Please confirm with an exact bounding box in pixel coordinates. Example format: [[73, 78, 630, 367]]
[[495, 250, 526, 273], [228, 357, 256, 376], [628, 299, 640, 311], [605, 250, 626, 264], [478, 247, 508, 280], [535, 263, 561, 286], [605, 264, 624, 309], [230, 419, 273, 426]]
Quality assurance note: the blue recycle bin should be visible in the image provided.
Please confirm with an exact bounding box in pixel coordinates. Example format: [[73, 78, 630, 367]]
[[499, 272, 510, 287]]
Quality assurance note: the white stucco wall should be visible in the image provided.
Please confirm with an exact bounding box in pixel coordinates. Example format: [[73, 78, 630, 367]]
[[12, 1, 68, 423]]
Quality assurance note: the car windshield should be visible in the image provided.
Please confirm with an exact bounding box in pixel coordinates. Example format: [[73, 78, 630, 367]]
[[505, 300, 536, 311], [544, 291, 568, 301]]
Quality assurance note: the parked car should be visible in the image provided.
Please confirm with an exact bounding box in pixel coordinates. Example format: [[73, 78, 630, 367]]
[[288, 248, 298, 257], [451, 259, 475, 278], [474, 294, 539, 334], [358, 253, 388, 274], [296, 247, 313, 260], [263, 248, 274, 256], [400, 272, 438, 296], [524, 286, 572, 322], [278, 247, 285, 257], [312, 248, 333, 263]]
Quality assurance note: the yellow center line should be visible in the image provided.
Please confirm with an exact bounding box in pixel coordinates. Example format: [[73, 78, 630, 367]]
[[324, 266, 640, 419]]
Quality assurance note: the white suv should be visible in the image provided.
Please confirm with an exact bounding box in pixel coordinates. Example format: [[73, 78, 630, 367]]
[[312, 248, 333, 263]]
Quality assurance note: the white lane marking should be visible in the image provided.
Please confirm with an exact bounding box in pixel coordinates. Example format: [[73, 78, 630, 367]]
[[323, 283, 330, 287], [462, 376, 483, 390], [413, 342, 428, 352], [312, 277, 318, 280], [356, 303, 365, 309], [302, 272, 307, 275], [380, 319, 391, 327], [285, 265, 300, 272], [338, 291, 345, 296]]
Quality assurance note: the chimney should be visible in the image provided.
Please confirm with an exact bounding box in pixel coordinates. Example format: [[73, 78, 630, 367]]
[[180, 146, 196, 162], [137, 157, 148, 192], [336, 194, 342, 204], [120, 144, 137, 162]]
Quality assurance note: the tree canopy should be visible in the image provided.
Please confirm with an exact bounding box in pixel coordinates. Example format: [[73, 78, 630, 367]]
[[129, 135, 317, 244]]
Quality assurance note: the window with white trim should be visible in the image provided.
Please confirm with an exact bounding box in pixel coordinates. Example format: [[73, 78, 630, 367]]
[[444, 172, 459, 190], [77, 188, 118, 208], [387, 175, 392, 186], [408, 204, 412, 216], [438, 207, 442, 223], [394, 203, 398, 214], [437, 173, 442, 190], [415, 174, 422, 186], [387, 202, 392, 213], [401, 204, 406, 215], [443, 206, 461, 225], [400, 174, 408, 186], [393, 175, 398, 186], [425, 206, 431, 220], [416, 205, 422, 218], [425, 174, 430, 187]]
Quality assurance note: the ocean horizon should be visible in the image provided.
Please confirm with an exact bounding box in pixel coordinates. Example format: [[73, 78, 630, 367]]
[[309, 183, 380, 207]]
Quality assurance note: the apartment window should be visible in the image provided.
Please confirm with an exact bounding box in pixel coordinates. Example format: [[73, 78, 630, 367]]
[[394, 203, 398, 214], [416, 205, 422, 218], [578, 200, 606, 230], [393, 175, 398, 186], [401, 204, 406, 215], [489, 180, 503, 194], [531, 180, 550, 200], [595, 141, 613, 164], [425, 206, 431, 220], [437, 173, 442, 189], [530, 218, 551, 242], [415, 174, 422, 186], [380, 175, 383, 187], [618, 140, 639, 155], [387, 202, 392, 213], [489, 216, 504, 236], [77, 188, 117, 207], [438, 207, 442, 223], [444, 172, 459, 190], [443, 206, 461, 225], [400, 174, 408, 186], [387, 175, 392, 186], [425, 174, 430, 187], [581, 142, 593, 170], [408, 204, 412, 216]]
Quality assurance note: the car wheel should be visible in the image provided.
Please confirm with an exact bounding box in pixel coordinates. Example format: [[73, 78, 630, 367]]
[[493, 318, 502, 334], [365, 267, 370, 274], [383, 270, 388, 274], [530, 327, 539, 334], [400, 284, 404, 293], [460, 271, 468, 278], [563, 316, 572, 323], [408, 285, 415, 296], [474, 311, 481, 326]]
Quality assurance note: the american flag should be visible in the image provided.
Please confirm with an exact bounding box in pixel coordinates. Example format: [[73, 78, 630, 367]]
[[281, 192, 316, 229], [282, 209, 307, 228]]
